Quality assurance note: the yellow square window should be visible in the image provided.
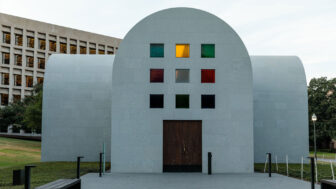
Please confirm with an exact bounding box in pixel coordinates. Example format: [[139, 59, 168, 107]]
[[176, 44, 190, 58]]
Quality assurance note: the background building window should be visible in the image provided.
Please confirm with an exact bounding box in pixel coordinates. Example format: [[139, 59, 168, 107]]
[[107, 51, 114, 55], [176, 44, 190, 58], [14, 75, 22, 86], [70, 45, 77, 54], [80, 46, 87, 54], [150, 44, 164, 57], [2, 53, 10, 64], [89, 48, 96, 54], [37, 77, 44, 84], [60, 43, 67, 53], [175, 69, 190, 83], [201, 69, 215, 83], [98, 50, 105, 54], [201, 44, 215, 58], [150, 69, 164, 83], [38, 58, 45, 69], [150, 94, 164, 108], [49, 41, 56, 52], [14, 54, 22, 66], [27, 36, 34, 48], [26, 56, 34, 67], [2, 32, 11, 44], [39, 39, 46, 50], [1, 94, 9, 106], [13, 95, 21, 103], [176, 94, 189, 108], [15, 34, 23, 46], [26, 76, 33, 87], [201, 95, 215, 109], [1, 73, 9, 85]]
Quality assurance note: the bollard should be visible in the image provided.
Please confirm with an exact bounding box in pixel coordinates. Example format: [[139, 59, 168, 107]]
[[266, 153, 272, 177], [77, 156, 84, 179], [208, 152, 212, 175], [24, 165, 36, 189], [310, 157, 315, 189], [13, 169, 24, 185], [99, 152, 103, 177]]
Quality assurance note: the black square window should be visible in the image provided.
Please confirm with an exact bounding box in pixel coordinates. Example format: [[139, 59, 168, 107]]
[[150, 94, 164, 108], [201, 95, 215, 109], [176, 94, 189, 109]]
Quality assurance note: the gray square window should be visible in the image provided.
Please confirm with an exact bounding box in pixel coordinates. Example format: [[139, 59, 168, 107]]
[[175, 69, 189, 83]]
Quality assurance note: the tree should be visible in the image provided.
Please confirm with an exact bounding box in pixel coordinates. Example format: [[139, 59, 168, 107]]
[[308, 77, 336, 149], [23, 84, 43, 132], [0, 83, 43, 133]]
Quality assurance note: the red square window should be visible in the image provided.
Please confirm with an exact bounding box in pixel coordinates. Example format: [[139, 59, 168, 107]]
[[201, 69, 215, 83], [150, 69, 164, 82]]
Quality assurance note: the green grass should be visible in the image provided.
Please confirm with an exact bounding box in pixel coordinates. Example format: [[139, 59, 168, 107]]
[[0, 137, 41, 168], [0, 162, 110, 189], [255, 162, 336, 183], [0, 137, 109, 188], [309, 151, 336, 159]]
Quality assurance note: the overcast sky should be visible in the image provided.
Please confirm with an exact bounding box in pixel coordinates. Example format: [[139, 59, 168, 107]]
[[0, 0, 335, 82]]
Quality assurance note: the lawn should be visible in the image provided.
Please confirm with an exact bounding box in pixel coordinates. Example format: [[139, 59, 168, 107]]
[[0, 161, 109, 189], [0, 137, 41, 168], [255, 161, 336, 183], [309, 151, 336, 159], [0, 137, 108, 188]]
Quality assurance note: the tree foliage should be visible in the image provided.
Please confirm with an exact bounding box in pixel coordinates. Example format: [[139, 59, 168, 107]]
[[308, 77, 336, 148], [0, 84, 43, 133]]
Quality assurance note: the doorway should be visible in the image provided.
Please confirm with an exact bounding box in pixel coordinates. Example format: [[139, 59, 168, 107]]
[[163, 120, 202, 172]]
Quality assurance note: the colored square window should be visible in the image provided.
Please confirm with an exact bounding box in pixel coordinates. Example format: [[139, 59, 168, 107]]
[[201, 44, 215, 58], [175, 69, 189, 83], [176, 95, 189, 108], [150, 94, 164, 108], [202, 95, 215, 109], [201, 69, 215, 83], [176, 44, 190, 58], [150, 69, 164, 83], [150, 44, 164, 57]]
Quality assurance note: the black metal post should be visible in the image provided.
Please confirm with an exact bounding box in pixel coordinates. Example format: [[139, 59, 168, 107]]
[[77, 156, 84, 179], [267, 153, 272, 177], [208, 152, 212, 175], [310, 157, 315, 189], [99, 152, 103, 177], [24, 165, 36, 189]]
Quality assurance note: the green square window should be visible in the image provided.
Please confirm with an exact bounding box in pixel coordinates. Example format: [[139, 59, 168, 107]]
[[201, 44, 215, 58], [176, 94, 189, 109], [150, 44, 164, 57]]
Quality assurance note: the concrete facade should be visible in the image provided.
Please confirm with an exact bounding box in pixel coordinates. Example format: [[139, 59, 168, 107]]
[[251, 56, 309, 163], [111, 8, 254, 173], [41, 55, 113, 162], [41, 8, 309, 172], [0, 13, 121, 107]]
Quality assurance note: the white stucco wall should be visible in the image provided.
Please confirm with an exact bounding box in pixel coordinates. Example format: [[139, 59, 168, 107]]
[[111, 8, 254, 173], [251, 56, 309, 163], [41, 55, 113, 162]]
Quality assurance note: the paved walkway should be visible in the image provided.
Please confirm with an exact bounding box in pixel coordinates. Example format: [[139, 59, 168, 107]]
[[81, 173, 320, 189], [318, 158, 336, 163]]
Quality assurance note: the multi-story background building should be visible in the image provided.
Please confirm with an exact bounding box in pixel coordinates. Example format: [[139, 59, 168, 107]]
[[0, 13, 121, 106]]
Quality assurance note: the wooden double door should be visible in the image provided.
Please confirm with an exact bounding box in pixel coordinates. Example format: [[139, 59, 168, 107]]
[[163, 120, 202, 172]]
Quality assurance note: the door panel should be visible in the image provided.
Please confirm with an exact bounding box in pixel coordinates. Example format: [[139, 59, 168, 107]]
[[163, 120, 202, 172]]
